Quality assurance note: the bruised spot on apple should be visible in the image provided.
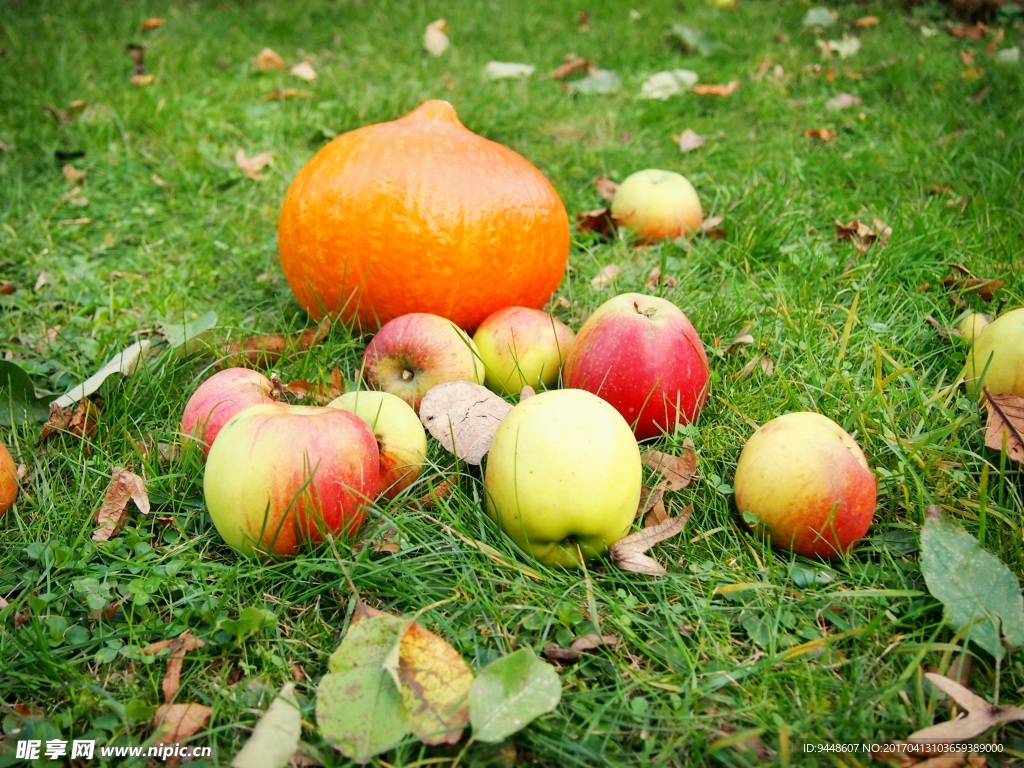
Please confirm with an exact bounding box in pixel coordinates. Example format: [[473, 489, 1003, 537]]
[[0, 440, 18, 516], [180, 367, 275, 459], [962, 306, 1024, 399], [473, 306, 576, 395], [329, 390, 427, 500], [204, 403, 379, 556], [610, 168, 703, 241], [563, 292, 710, 440], [733, 412, 876, 559], [361, 312, 485, 412]]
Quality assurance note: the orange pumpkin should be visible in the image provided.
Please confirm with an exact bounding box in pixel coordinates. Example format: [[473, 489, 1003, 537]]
[[278, 100, 570, 330]]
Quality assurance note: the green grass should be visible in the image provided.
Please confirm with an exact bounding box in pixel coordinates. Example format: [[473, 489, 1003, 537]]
[[2, 0, 1024, 765]]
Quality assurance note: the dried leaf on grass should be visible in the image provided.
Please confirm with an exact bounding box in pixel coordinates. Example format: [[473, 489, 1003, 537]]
[[54, 339, 151, 408], [130, 74, 155, 86], [610, 508, 692, 576], [691, 79, 740, 97], [699, 215, 727, 239], [984, 391, 1024, 464], [92, 467, 149, 541], [636, 485, 668, 528], [826, 92, 862, 110], [484, 61, 535, 80], [674, 129, 706, 153], [126, 43, 146, 75], [724, 325, 755, 355], [941, 264, 1004, 302], [290, 61, 317, 82], [424, 19, 449, 57], [902, 673, 1024, 746], [153, 703, 212, 745], [835, 217, 892, 253], [412, 477, 456, 510], [593, 174, 618, 201], [641, 440, 697, 491], [232, 682, 301, 768], [419, 382, 512, 465], [39, 398, 100, 446], [644, 268, 677, 291], [639, 69, 699, 100], [159, 631, 205, 702], [734, 353, 775, 380], [142, 17, 165, 30], [576, 208, 616, 238], [225, 318, 331, 368], [253, 47, 286, 71], [551, 56, 592, 79], [542, 633, 620, 662], [273, 368, 344, 405], [62, 164, 87, 185], [235, 149, 275, 180], [0, 280, 15, 295], [591, 264, 622, 287], [805, 127, 838, 141]]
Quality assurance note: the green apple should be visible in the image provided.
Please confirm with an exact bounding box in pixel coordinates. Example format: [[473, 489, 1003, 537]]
[[956, 312, 990, 344], [484, 388, 642, 567], [733, 412, 876, 559], [329, 390, 428, 500], [963, 307, 1024, 398], [472, 306, 576, 395], [610, 169, 703, 240]]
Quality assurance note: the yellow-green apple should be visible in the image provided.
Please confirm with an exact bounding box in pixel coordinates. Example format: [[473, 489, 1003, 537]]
[[962, 307, 1024, 398], [562, 292, 710, 440], [733, 412, 876, 559], [361, 313, 485, 412], [484, 388, 642, 567], [180, 368, 275, 458], [472, 307, 576, 395], [610, 169, 703, 240], [957, 312, 990, 344], [204, 403, 379, 556], [0, 440, 17, 516], [328, 390, 427, 500]]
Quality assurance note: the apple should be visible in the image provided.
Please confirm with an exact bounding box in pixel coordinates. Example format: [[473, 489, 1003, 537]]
[[361, 313, 485, 412], [610, 169, 703, 241], [963, 307, 1024, 398], [329, 390, 428, 500], [484, 388, 642, 567], [0, 440, 17, 516], [562, 292, 710, 440], [957, 312, 990, 344], [204, 403, 379, 556], [472, 307, 576, 395], [733, 412, 876, 559], [180, 368, 275, 458]]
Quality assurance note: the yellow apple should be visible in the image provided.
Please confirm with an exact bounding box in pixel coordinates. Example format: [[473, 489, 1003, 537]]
[[963, 307, 1024, 398], [610, 169, 703, 240], [484, 389, 642, 567], [472, 306, 576, 395], [957, 312, 990, 344]]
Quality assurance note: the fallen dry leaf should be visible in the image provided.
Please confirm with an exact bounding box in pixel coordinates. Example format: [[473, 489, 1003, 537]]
[[412, 477, 456, 510], [0, 280, 15, 295], [984, 391, 1024, 464], [253, 47, 286, 71], [38, 398, 99, 446], [835, 217, 892, 253], [34, 270, 49, 291], [855, 16, 880, 28], [418, 382, 512, 465], [591, 264, 622, 288], [723, 325, 755, 355], [691, 79, 739, 97], [941, 265, 1003, 302], [641, 440, 697, 491], [610, 508, 692, 576], [698, 215, 727, 239], [92, 467, 149, 541], [951, 24, 987, 40], [484, 61, 536, 80], [153, 703, 212, 745], [805, 127, 838, 141], [130, 73, 155, 86], [290, 61, 316, 81], [62, 164, 87, 185], [644, 267, 677, 291], [826, 92, 862, 110], [674, 128, 705, 153], [160, 631, 205, 702], [126, 43, 145, 75], [576, 207, 616, 238], [225, 317, 331, 368], [551, 56, 592, 79], [637, 485, 669, 528], [593, 174, 618, 201], [141, 17, 165, 31], [235, 149, 275, 180], [904, 672, 1024, 746], [542, 633, 620, 662], [424, 19, 449, 57], [734, 353, 775, 381]]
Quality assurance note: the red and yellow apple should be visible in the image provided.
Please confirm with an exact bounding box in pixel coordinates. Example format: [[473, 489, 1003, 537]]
[[329, 390, 428, 500], [610, 169, 703, 240], [484, 388, 642, 567], [361, 313, 485, 412], [963, 307, 1024, 398], [472, 307, 576, 395], [180, 368, 275, 458], [0, 440, 17, 516], [562, 292, 710, 440], [733, 412, 876, 559], [204, 403, 379, 556]]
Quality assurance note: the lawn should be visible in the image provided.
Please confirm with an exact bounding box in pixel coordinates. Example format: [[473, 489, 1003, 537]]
[[2, 0, 1024, 765]]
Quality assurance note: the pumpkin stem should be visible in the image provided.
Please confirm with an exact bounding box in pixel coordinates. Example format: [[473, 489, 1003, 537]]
[[403, 99, 463, 127]]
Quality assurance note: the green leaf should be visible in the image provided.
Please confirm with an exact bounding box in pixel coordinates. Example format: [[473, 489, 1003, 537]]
[[468, 647, 561, 743], [232, 682, 301, 768], [567, 70, 621, 95], [802, 7, 838, 27], [920, 514, 1024, 659], [0, 360, 50, 426], [316, 668, 411, 762], [158, 310, 219, 358], [668, 24, 723, 57], [327, 615, 409, 674]]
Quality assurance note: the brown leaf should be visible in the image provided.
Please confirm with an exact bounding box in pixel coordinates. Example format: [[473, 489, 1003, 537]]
[[826, 93, 862, 110], [734, 353, 775, 380], [542, 633, 620, 662], [33, 270, 49, 291], [674, 129, 706, 153], [413, 477, 456, 509], [951, 24, 987, 40], [0, 280, 15, 295], [153, 703, 212, 744], [636, 484, 665, 522], [590, 263, 622, 288], [855, 16, 879, 28], [142, 17, 165, 30], [691, 79, 739, 97], [161, 631, 205, 703], [551, 56, 592, 79], [805, 127, 838, 141], [592, 174, 618, 201], [130, 73, 155, 87], [39, 398, 99, 445], [225, 318, 330, 367], [984, 391, 1024, 464], [126, 43, 145, 75], [253, 47, 286, 71], [92, 467, 149, 541], [641, 440, 697, 491], [698, 215, 727, 239], [62, 164, 87, 185], [985, 28, 1005, 57], [644, 267, 678, 291], [235, 149, 275, 180], [575, 207, 616, 238], [723, 325, 754, 355], [905, 672, 1024, 744], [419, 382, 512, 465], [610, 508, 692, 575], [835, 217, 891, 253], [279, 379, 334, 405]]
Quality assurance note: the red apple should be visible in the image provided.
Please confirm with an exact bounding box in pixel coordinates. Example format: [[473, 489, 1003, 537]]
[[180, 368, 275, 458], [204, 403, 379, 556], [361, 313, 484, 412], [733, 412, 876, 559], [329, 390, 428, 500], [610, 169, 703, 241], [562, 293, 710, 440], [0, 440, 17, 516], [472, 307, 576, 395]]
